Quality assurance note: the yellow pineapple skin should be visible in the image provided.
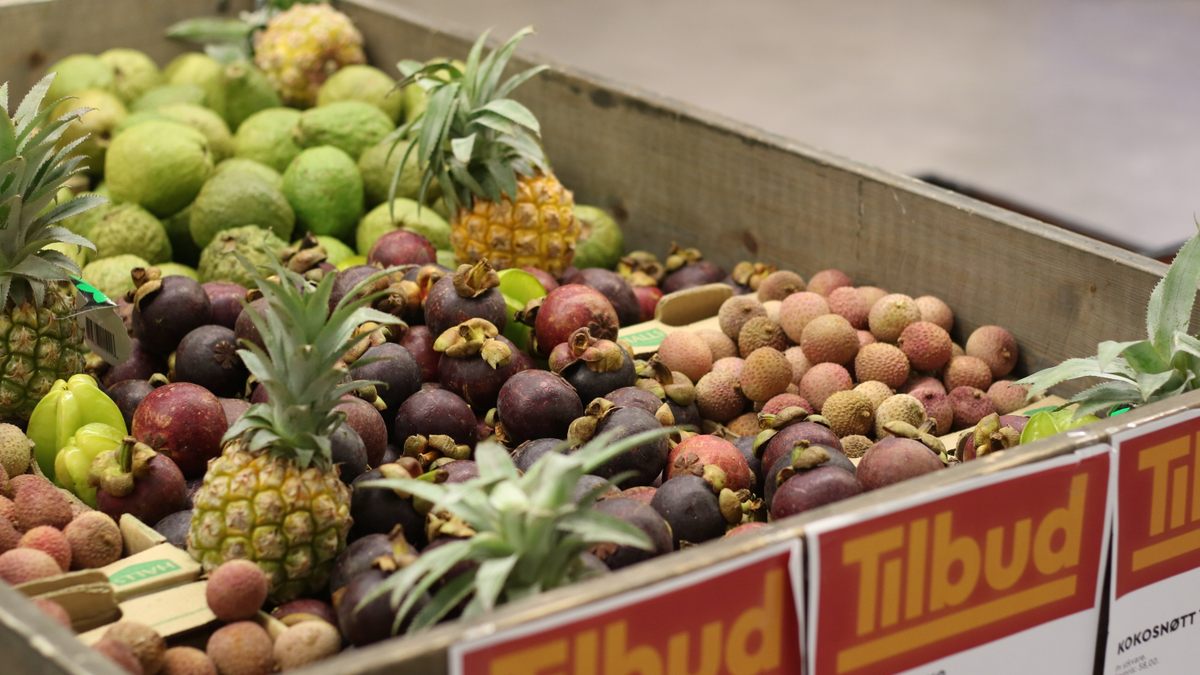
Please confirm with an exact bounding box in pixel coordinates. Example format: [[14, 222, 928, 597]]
[[451, 173, 580, 276], [188, 439, 351, 603], [253, 3, 366, 108], [0, 283, 87, 422]]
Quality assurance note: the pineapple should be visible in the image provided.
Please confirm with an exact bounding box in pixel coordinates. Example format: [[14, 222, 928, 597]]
[[359, 428, 669, 633], [187, 262, 399, 601], [253, 2, 366, 107], [396, 28, 581, 276], [0, 75, 102, 421]]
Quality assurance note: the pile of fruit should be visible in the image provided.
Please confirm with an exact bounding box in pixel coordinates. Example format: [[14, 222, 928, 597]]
[[8, 1, 1173, 672]]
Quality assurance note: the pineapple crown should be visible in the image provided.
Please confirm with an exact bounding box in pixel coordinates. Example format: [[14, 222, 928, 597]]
[[390, 27, 550, 214], [1021, 222, 1200, 418], [225, 260, 400, 469], [358, 427, 673, 634], [0, 74, 101, 309]]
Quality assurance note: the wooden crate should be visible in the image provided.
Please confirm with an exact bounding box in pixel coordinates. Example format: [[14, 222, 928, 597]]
[[0, 0, 1182, 673]]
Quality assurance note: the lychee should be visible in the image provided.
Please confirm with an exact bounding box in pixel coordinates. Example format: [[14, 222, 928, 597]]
[[105, 621, 166, 675], [717, 295, 766, 340], [874, 394, 928, 439], [857, 330, 876, 348], [949, 386, 996, 430], [273, 620, 342, 670], [867, 293, 920, 342], [207, 621, 274, 675], [93, 638, 144, 675], [856, 286, 889, 310], [762, 393, 812, 415], [756, 270, 806, 301], [854, 380, 894, 410], [944, 355, 993, 391], [853, 343, 910, 389], [827, 286, 870, 329], [987, 380, 1030, 415], [778, 292, 829, 343], [710, 356, 745, 381], [798, 363, 853, 410], [740, 347, 792, 404], [0, 547, 61, 584], [841, 434, 873, 459], [806, 269, 853, 296], [0, 494, 13, 522], [903, 376, 946, 397], [737, 316, 787, 356], [0, 423, 33, 477], [695, 372, 746, 423], [898, 321, 953, 372], [783, 346, 810, 385], [762, 299, 781, 322], [657, 331, 713, 383], [822, 390, 875, 438], [8, 473, 51, 495], [0, 516, 18, 552], [161, 647, 217, 675], [33, 597, 72, 630], [18, 526, 71, 571], [726, 412, 761, 437], [915, 295, 954, 331], [12, 484, 72, 532], [966, 325, 1019, 378], [913, 389, 954, 435], [799, 314, 858, 366], [694, 328, 737, 361], [64, 511, 123, 569], [206, 559, 269, 622]]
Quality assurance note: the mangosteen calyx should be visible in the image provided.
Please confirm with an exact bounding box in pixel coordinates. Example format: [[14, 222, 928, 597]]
[[89, 437, 156, 498], [452, 259, 500, 299], [775, 444, 832, 488], [655, 403, 676, 426], [671, 452, 730, 488], [718, 487, 761, 525], [549, 328, 625, 375], [963, 413, 1021, 460], [566, 398, 617, 447], [427, 509, 476, 542], [515, 296, 542, 326], [617, 250, 664, 286], [634, 356, 696, 406], [883, 420, 955, 465], [343, 321, 391, 366], [433, 319, 511, 368], [129, 266, 164, 306], [730, 261, 777, 291], [281, 234, 330, 280], [663, 244, 703, 272], [404, 433, 472, 468]]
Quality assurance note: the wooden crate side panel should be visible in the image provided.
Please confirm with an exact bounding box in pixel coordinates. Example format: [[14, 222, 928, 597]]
[[0, 0, 252, 95]]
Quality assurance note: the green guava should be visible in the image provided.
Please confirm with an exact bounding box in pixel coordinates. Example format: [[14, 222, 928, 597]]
[[358, 136, 437, 207], [89, 203, 172, 263], [213, 158, 282, 188], [45, 54, 114, 101], [356, 198, 451, 254], [105, 120, 212, 217], [190, 170, 295, 248], [163, 53, 226, 119], [294, 101, 394, 161], [222, 60, 281, 130], [571, 205, 625, 270], [281, 146, 363, 241], [198, 225, 288, 286], [233, 107, 302, 172], [98, 49, 162, 104], [155, 262, 199, 280], [53, 90, 126, 178], [317, 65, 404, 123], [313, 236, 356, 266], [130, 84, 207, 112]]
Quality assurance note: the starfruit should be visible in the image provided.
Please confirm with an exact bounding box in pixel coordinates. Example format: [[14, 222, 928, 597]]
[[29, 374, 127, 480], [53, 422, 125, 507], [1018, 408, 1102, 445]]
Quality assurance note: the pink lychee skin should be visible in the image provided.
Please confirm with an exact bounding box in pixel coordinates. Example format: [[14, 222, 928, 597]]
[[205, 560, 269, 622], [657, 331, 714, 383], [857, 330, 876, 348], [798, 363, 853, 410], [762, 393, 813, 416], [779, 292, 830, 343], [666, 435, 754, 491], [903, 376, 946, 397], [0, 547, 62, 584], [806, 269, 853, 297], [784, 346, 810, 386], [914, 390, 954, 435], [949, 386, 997, 430], [711, 356, 745, 381], [695, 328, 737, 361], [966, 325, 1019, 378], [18, 526, 71, 571], [827, 286, 870, 329]]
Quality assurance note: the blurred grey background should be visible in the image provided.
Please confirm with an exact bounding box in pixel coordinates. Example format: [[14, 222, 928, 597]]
[[390, 0, 1200, 259]]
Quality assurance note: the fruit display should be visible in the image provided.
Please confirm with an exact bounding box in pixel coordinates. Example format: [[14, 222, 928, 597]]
[[0, 2, 1188, 671]]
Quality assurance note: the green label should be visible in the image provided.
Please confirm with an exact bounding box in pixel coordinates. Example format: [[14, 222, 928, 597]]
[[622, 327, 667, 348], [109, 559, 182, 587]]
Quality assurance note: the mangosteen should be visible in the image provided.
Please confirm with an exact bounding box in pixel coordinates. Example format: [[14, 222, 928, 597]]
[[107, 379, 156, 431], [634, 356, 702, 429], [633, 285, 663, 322], [331, 533, 416, 594], [522, 266, 559, 293], [424, 259, 507, 338], [153, 509, 192, 549], [351, 342, 422, 421], [102, 339, 165, 387], [350, 461, 426, 546], [573, 268, 640, 327], [234, 297, 270, 351], [91, 437, 189, 525], [401, 263, 451, 284], [858, 434, 947, 491], [328, 265, 378, 311], [660, 246, 726, 294], [666, 434, 755, 492], [549, 328, 637, 405], [398, 325, 440, 382], [511, 438, 564, 473], [441, 459, 479, 484], [249, 382, 269, 404], [331, 424, 368, 482], [771, 465, 862, 521], [132, 382, 228, 478], [591, 498, 673, 569], [620, 485, 657, 505], [763, 443, 854, 509], [756, 407, 843, 474], [337, 396, 389, 468], [368, 229, 437, 267], [495, 370, 583, 446], [574, 474, 619, 503], [732, 435, 762, 492], [273, 599, 338, 627], [174, 325, 247, 398], [218, 397, 250, 426], [393, 388, 479, 468], [202, 282, 247, 329], [336, 566, 426, 647], [570, 401, 668, 487], [434, 319, 531, 412], [650, 474, 725, 547], [604, 386, 662, 416], [131, 267, 212, 355], [522, 284, 619, 358]]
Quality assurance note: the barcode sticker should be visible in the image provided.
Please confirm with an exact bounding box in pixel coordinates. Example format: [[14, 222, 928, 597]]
[[69, 276, 132, 366]]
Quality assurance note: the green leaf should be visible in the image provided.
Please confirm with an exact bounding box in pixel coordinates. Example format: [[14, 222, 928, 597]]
[[1147, 230, 1200, 357], [474, 554, 518, 612], [450, 133, 477, 165], [408, 571, 474, 631], [165, 17, 255, 44], [560, 510, 652, 549], [1097, 340, 1142, 371], [1019, 357, 1126, 397], [1124, 340, 1171, 374], [495, 65, 550, 100], [480, 99, 540, 133]]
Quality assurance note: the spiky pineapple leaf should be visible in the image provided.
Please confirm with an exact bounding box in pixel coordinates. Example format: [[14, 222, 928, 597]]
[[1147, 228, 1200, 357]]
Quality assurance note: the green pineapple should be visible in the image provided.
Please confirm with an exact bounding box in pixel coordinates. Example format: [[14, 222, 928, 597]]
[[0, 75, 102, 421], [359, 429, 669, 634], [187, 261, 399, 601]]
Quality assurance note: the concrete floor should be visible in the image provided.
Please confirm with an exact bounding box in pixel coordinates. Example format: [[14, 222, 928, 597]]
[[391, 0, 1200, 257]]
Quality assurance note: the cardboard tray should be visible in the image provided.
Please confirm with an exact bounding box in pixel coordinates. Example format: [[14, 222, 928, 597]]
[[0, 1, 1184, 673]]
